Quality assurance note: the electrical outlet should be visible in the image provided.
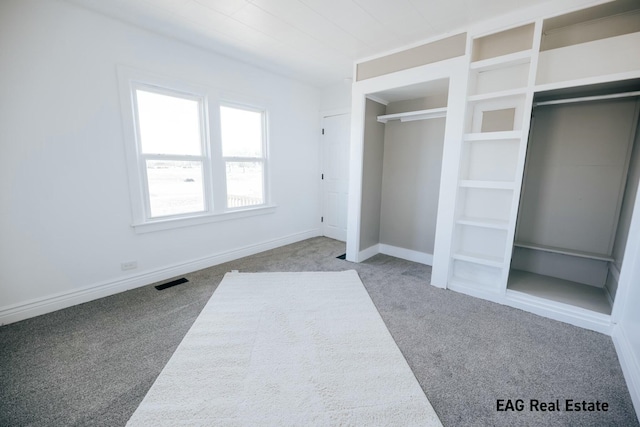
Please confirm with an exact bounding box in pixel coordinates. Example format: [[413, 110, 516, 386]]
[[121, 261, 137, 271]]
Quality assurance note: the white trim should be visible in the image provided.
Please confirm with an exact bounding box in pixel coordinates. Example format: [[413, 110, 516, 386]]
[[358, 244, 380, 262], [0, 229, 320, 326], [132, 205, 277, 233], [613, 325, 640, 421], [505, 290, 613, 334], [445, 284, 614, 334], [365, 95, 389, 106], [378, 244, 433, 266]]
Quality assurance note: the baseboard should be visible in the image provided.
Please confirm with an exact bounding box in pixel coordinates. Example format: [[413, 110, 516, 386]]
[[505, 289, 613, 335], [612, 325, 640, 421], [0, 229, 321, 325], [378, 244, 433, 266], [358, 244, 380, 262]]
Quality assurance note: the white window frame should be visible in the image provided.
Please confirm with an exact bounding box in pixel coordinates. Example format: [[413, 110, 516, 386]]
[[218, 101, 269, 211], [134, 84, 212, 220], [117, 67, 275, 233]]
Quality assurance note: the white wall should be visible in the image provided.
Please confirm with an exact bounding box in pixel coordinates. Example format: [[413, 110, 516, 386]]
[[0, 0, 322, 323], [320, 81, 352, 112]]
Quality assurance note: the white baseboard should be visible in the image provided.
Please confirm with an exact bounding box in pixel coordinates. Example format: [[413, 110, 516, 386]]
[[378, 244, 433, 266], [613, 325, 640, 421], [505, 289, 613, 335], [358, 244, 380, 262], [0, 229, 321, 326], [358, 243, 433, 265]]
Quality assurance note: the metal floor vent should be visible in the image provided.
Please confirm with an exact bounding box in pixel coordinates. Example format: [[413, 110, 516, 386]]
[[155, 277, 189, 291]]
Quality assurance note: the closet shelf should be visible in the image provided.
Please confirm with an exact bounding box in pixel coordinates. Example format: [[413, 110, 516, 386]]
[[467, 87, 527, 103], [377, 107, 447, 123], [452, 251, 504, 268], [459, 180, 515, 190], [456, 217, 510, 230], [470, 50, 533, 72], [463, 131, 522, 141], [514, 242, 615, 262]]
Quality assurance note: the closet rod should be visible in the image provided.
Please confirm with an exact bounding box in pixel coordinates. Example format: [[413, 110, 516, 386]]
[[535, 90, 640, 107]]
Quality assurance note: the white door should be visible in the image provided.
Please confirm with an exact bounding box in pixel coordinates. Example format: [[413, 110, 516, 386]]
[[322, 113, 350, 241]]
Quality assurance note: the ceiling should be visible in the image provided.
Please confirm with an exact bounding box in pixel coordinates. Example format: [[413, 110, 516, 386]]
[[65, 0, 604, 87]]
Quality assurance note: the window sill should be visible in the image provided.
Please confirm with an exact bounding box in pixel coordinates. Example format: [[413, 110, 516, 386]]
[[131, 205, 277, 234]]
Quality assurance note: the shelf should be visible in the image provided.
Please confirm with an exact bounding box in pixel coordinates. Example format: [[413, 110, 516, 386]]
[[377, 107, 447, 123], [456, 217, 510, 230], [459, 180, 515, 190], [463, 131, 522, 141], [470, 50, 532, 72], [508, 269, 612, 315], [452, 251, 504, 268], [467, 87, 527, 103], [513, 242, 615, 262]]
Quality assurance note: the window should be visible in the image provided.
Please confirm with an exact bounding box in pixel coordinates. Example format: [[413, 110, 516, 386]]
[[118, 67, 272, 232], [135, 88, 208, 218], [220, 105, 266, 209]]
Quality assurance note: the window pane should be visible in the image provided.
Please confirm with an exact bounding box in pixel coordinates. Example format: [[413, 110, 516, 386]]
[[220, 106, 263, 157], [146, 160, 205, 217], [136, 89, 202, 156], [226, 161, 264, 208]]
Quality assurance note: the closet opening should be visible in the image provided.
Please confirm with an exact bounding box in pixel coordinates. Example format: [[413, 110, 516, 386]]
[[508, 79, 640, 315], [358, 78, 449, 265]]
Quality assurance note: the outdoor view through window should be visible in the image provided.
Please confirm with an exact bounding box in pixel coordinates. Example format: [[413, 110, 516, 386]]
[[220, 105, 265, 209], [134, 89, 266, 220], [136, 89, 206, 218]]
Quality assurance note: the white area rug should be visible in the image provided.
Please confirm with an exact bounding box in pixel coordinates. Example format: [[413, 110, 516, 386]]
[[127, 270, 442, 426]]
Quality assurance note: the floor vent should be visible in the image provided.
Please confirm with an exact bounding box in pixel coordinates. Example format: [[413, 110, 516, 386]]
[[155, 278, 189, 291]]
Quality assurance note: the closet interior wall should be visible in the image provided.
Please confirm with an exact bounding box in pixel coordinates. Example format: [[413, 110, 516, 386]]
[[359, 92, 448, 262], [509, 90, 640, 315]]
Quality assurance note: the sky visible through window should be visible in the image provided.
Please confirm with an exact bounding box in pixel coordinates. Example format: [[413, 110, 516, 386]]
[[137, 90, 202, 156], [220, 106, 263, 157]]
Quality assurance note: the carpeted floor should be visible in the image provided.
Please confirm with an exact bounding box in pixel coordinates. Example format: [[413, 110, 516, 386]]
[[128, 271, 442, 426], [0, 237, 638, 426]]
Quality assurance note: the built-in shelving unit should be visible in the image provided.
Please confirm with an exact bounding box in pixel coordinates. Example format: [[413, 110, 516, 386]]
[[449, 22, 541, 295]]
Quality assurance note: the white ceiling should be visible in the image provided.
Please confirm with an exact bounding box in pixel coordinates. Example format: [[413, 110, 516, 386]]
[[65, 0, 603, 87]]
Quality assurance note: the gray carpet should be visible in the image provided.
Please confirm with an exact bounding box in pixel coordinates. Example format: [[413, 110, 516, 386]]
[[0, 237, 637, 426]]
